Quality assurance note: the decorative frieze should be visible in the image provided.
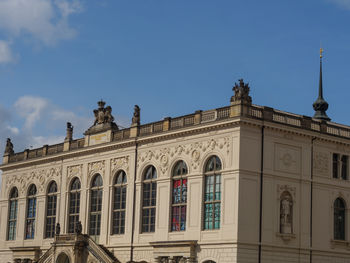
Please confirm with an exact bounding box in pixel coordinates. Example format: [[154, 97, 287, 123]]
[[88, 161, 105, 178], [5, 166, 62, 195], [137, 137, 230, 177], [67, 164, 83, 179], [313, 151, 329, 176]]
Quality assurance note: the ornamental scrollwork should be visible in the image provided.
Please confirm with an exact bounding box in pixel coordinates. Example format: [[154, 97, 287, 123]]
[[6, 166, 62, 194], [137, 136, 230, 177], [88, 160, 105, 178], [110, 156, 130, 183], [67, 164, 83, 179]]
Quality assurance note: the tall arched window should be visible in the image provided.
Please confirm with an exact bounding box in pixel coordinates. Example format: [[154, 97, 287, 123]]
[[171, 160, 188, 231], [142, 165, 157, 233], [45, 181, 57, 238], [112, 170, 127, 235], [25, 184, 37, 239], [68, 177, 81, 233], [334, 198, 346, 240], [7, 187, 18, 240], [203, 156, 222, 230], [279, 191, 293, 234], [89, 174, 103, 237]]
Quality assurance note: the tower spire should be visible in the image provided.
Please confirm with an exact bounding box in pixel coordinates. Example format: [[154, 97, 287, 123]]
[[313, 47, 330, 121]]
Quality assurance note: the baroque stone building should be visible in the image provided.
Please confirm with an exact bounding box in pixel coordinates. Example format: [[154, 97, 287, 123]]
[[1, 54, 350, 263]]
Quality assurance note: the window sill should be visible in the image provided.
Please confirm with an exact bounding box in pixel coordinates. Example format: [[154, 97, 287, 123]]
[[276, 233, 296, 241], [330, 239, 349, 249]]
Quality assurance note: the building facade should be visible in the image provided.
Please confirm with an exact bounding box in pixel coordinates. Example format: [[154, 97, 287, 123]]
[[1, 70, 350, 262]]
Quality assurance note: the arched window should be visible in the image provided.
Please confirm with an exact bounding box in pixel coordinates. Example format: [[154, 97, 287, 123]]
[[112, 170, 127, 235], [68, 177, 81, 233], [89, 174, 103, 237], [171, 160, 188, 231], [280, 191, 293, 234], [203, 261, 216, 263], [334, 198, 346, 240], [25, 184, 37, 239], [142, 165, 157, 233], [7, 187, 18, 240], [203, 156, 222, 230], [45, 181, 57, 238]]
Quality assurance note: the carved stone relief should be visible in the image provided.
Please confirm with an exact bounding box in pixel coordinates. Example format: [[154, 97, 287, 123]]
[[277, 184, 296, 198], [274, 144, 301, 174], [137, 137, 230, 177], [110, 156, 130, 183], [88, 161, 105, 179], [313, 151, 329, 176], [67, 164, 83, 179], [5, 166, 62, 195]]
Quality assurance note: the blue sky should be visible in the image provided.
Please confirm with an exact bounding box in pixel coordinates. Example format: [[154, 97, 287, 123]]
[[1, 0, 350, 153]]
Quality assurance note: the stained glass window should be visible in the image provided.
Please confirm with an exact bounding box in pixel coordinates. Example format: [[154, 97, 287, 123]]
[[25, 184, 37, 239], [68, 177, 81, 233], [171, 160, 188, 231], [142, 166, 157, 233], [45, 181, 57, 238], [203, 156, 221, 230], [89, 174, 103, 236], [7, 187, 18, 240], [112, 170, 127, 235], [334, 198, 346, 240]]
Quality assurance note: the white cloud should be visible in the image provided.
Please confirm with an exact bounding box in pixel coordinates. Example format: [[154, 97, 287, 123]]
[[0, 0, 83, 45], [328, 0, 350, 9], [0, 40, 14, 64], [14, 96, 48, 129], [0, 95, 93, 159]]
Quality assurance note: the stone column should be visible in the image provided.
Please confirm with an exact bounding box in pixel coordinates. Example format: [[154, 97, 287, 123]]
[[154, 256, 162, 263], [168, 257, 176, 263]]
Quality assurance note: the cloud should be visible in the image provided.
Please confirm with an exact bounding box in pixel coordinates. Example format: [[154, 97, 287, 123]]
[[14, 96, 48, 129], [0, 0, 83, 65], [0, 40, 15, 64], [328, 0, 350, 9], [0, 95, 92, 157], [0, 0, 83, 45]]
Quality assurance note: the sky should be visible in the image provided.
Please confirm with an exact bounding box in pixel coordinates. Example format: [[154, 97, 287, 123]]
[[1, 0, 350, 156]]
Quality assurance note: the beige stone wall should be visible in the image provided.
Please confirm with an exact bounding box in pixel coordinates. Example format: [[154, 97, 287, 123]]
[[2, 117, 350, 262]]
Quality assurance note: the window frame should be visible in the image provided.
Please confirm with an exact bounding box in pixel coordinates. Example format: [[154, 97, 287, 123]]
[[333, 153, 348, 180], [7, 187, 18, 241], [68, 177, 81, 234], [334, 197, 346, 241], [170, 160, 188, 232], [141, 165, 157, 233], [203, 155, 222, 231], [45, 181, 58, 239], [112, 170, 127, 235], [25, 184, 37, 240], [89, 174, 103, 237]]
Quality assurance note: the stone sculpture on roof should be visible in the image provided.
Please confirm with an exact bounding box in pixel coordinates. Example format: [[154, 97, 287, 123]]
[[231, 79, 252, 105], [4, 138, 14, 155], [84, 100, 118, 135]]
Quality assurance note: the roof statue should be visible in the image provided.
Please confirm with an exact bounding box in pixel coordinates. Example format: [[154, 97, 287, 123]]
[[84, 100, 118, 135], [313, 48, 331, 121], [231, 79, 252, 105], [131, 105, 140, 127], [4, 138, 14, 155], [65, 122, 73, 142]]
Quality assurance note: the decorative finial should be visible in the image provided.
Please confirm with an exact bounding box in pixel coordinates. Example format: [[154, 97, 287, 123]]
[[313, 48, 330, 121]]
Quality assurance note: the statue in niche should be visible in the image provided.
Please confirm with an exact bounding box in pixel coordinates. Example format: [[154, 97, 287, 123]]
[[75, 221, 82, 234], [132, 105, 140, 126], [231, 79, 252, 105], [4, 138, 14, 155], [55, 223, 61, 236], [280, 191, 293, 234]]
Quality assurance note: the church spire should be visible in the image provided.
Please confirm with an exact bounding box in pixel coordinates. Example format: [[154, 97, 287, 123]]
[[313, 47, 330, 121]]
